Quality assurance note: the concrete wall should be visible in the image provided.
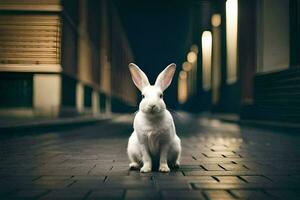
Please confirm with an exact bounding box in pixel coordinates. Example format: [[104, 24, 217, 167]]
[[33, 74, 61, 117]]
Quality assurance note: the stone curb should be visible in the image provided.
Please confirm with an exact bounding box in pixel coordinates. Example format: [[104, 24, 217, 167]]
[[0, 115, 112, 134]]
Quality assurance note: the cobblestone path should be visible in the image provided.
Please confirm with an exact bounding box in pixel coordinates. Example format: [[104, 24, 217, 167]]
[[0, 114, 300, 199]]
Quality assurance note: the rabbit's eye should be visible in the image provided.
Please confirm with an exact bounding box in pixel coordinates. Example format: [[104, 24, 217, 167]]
[[159, 94, 163, 98], [142, 94, 145, 99]]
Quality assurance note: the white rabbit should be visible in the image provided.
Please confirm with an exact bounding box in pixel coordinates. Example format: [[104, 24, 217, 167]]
[[127, 63, 181, 173]]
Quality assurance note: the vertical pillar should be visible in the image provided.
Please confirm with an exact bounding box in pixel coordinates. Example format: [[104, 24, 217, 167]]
[[92, 90, 99, 115], [211, 14, 222, 105], [76, 82, 84, 113], [33, 74, 61, 117], [78, 0, 92, 84]]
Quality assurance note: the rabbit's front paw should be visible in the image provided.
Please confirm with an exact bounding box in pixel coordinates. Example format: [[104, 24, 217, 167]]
[[129, 162, 140, 170], [140, 165, 151, 173], [159, 164, 170, 172]]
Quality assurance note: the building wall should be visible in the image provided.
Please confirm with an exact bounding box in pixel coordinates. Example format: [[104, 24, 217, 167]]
[[240, 0, 300, 124], [0, 0, 63, 117], [256, 0, 290, 73], [0, 0, 137, 117], [110, 5, 136, 112], [197, 0, 300, 125]]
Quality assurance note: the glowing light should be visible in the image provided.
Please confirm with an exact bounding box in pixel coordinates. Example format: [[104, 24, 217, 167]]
[[179, 70, 187, 79], [178, 70, 188, 104], [182, 61, 192, 72], [211, 17, 222, 105], [201, 31, 212, 91], [211, 14, 221, 27], [226, 0, 238, 84], [190, 44, 199, 54], [187, 51, 197, 63]]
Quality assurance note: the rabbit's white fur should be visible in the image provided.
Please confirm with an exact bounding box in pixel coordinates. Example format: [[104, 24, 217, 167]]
[[127, 63, 181, 173]]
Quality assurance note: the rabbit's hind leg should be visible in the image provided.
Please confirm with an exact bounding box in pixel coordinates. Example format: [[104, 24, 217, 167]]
[[127, 132, 142, 170], [168, 136, 181, 169]]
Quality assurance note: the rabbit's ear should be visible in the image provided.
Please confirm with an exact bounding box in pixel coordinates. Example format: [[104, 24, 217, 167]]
[[155, 63, 176, 91], [129, 63, 150, 91]]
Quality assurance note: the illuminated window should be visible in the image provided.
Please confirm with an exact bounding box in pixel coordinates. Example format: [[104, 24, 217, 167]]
[[226, 0, 238, 84], [202, 31, 212, 91]]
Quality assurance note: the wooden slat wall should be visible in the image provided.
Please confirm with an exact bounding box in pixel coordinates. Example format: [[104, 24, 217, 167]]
[[0, 14, 61, 65], [0, 0, 62, 11], [110, 4, 136, 107], [0, 0, 60, 5], [253, 67, 300, 123]]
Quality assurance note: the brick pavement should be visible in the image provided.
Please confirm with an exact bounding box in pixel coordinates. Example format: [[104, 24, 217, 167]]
[[0, 114, 300, 199]]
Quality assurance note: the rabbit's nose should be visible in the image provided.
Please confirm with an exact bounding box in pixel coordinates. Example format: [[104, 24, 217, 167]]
[[149, 105, 156, 110]]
